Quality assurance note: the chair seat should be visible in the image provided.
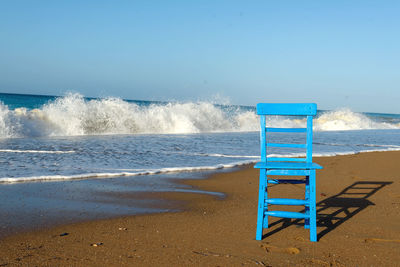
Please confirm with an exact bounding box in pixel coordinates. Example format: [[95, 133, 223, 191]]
[[254, 161, 323, 170]]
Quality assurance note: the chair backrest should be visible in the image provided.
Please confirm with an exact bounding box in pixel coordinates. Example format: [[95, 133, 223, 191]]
[[257, 103, 317, 163]]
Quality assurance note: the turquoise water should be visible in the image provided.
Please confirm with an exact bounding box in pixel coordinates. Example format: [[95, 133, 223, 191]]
[[0, 93, 58, 110], [0, 92, 161, 110]]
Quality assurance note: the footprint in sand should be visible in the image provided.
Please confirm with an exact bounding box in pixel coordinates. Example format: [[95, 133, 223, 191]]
[[260, 243, 300, 255]]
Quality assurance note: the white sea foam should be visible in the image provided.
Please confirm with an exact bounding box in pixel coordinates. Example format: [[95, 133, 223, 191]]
[[314, 142, 400, 149], [0, 94, 399, 138], [0, 160, 256, 184], [0, 149, 75, 154], [314, 108, 399, 131], [190, 153, 259, 158], [266, 108, 400, 131], [3, 144, 400, 184], [0, 103, 14, 138], [0, 93, 259, 137]]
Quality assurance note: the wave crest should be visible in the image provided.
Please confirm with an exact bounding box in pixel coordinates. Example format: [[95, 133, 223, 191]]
[[0, 95, 399, 138], [0, 93, 259, 137], [314, 108, 399, 131]]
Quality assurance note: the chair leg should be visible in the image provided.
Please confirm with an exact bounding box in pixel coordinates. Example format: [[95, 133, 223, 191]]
[[309, 170, 317, 242], [304, 175, 310, 229], [256, 169, 267, 240]]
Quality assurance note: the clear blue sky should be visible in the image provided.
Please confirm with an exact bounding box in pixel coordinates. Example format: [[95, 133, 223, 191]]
[[1, 1, 399, 113]]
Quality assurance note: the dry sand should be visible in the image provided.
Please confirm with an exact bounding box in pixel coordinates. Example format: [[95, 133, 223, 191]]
[[1, 151, 400, 266]]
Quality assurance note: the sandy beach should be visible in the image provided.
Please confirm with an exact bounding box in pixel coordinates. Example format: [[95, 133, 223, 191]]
[[1, 151, 400, 266]]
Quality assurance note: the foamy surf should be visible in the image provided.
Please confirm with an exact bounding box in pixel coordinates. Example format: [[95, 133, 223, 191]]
[[0, 149, 75, 154], [314, 108, 400, 131], [0, 93, 258, 138], [192, 153, 260, 158], [2, 143, 400, 184], [0, 160, 256, 184], [0, 93, 399, 138]]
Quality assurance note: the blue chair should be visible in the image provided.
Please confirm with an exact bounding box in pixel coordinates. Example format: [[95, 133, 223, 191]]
[[254, 103, 323, 242]]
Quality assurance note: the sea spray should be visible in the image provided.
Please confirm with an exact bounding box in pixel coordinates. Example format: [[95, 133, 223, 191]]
[[0, 93, 399, 138], [314, 108, 399, 131], [0, 103, 12, 138], [0, 93, 260, 137]]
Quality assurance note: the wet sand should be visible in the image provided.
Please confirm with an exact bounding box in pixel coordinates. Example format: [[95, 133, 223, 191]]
[[1, 151, 400, 266]]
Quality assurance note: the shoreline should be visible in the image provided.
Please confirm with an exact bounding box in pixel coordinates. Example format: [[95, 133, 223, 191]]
[[2, 145, 400, 185], [1, 151, 400, 266]]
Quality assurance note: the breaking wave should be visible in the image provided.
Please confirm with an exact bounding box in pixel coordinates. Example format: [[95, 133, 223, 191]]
[[0, 93, 399, 138], [0, 93, 258, 138], [314, 109, 400, 131]]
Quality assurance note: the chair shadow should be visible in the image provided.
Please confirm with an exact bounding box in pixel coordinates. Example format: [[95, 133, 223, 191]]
[[262, 181, 392, 241]]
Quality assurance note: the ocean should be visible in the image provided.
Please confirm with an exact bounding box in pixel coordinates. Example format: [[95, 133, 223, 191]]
[[0, 92, 399, 234]]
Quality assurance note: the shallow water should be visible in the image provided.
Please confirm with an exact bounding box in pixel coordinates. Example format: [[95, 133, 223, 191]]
[[0, 168, 228, 238], [0, 130, 399, 183]]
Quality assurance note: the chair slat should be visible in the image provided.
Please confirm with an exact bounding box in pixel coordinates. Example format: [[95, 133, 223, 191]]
[[267, 157, 306, 162], [264, 211, 308, 219], [267, 179, 306, 184], [266, 127, 307, 133], [265, 198, 308, 206], [267, 143, 306, 148], [266, 169, 313, 176], [257, 103, 317, 115]]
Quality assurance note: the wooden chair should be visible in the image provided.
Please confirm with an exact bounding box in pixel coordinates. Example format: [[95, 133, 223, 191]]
[[255, 103, 323, 242]]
